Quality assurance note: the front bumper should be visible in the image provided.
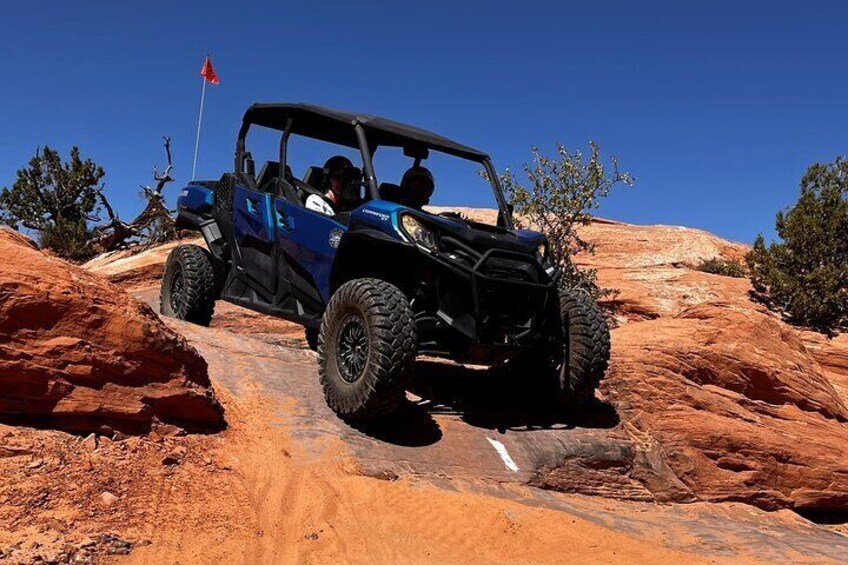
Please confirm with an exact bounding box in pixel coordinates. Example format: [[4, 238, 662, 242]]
[[416, 237, 558, 363]]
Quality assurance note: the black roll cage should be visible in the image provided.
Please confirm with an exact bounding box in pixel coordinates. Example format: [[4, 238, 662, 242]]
[[234, 109, 514, 229]]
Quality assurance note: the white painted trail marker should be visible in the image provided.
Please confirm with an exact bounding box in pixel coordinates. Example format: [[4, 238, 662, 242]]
[[487, 437, 520, 472]]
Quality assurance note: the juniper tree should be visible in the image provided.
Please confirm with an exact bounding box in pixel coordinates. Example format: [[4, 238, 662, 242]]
[[747, 157, 848, 333], [0, 146, 105, 260]]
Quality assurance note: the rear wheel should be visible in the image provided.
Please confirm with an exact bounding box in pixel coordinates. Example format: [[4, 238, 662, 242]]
[[160, 245, 217, 326], [318, 278, 417, 420]]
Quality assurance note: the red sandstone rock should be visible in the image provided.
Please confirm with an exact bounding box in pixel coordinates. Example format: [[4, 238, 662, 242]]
[[0, 228, 223, 434], [83, 238, 202, 290], [600, 305, 848, 512]]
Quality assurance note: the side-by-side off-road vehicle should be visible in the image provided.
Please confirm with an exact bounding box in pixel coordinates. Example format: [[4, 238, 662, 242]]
[[162, 103, 610, 420]]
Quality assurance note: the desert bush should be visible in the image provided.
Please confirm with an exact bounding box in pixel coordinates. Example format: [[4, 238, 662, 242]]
[[692, 257, 747, 278], [0, 146, 104, 261], [495, 142, 634, 301], [39, 220, 99, 262], [746, 157, 848, 333]]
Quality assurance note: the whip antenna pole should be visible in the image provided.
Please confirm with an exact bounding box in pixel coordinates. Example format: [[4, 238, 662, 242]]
[[191, 76, 207, 181], [192, 54, 219, 180]]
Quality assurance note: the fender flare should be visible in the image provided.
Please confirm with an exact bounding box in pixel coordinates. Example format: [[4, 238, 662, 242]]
[[329, 228, 419, 296]]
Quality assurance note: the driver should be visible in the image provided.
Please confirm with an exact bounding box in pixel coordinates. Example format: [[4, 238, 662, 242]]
[[306, 155, 361, 215], [400, 165, 435, 209]]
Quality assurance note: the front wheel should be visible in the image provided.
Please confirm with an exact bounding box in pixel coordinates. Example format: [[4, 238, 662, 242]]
[[555, 291, 611, 404], [500, 290, 610, 406], [318, 279, 417, 420]]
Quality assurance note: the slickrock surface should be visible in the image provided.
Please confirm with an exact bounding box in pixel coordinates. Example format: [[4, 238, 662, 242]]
[[83, 211, 848, 514], [569, 216, 847, 514]]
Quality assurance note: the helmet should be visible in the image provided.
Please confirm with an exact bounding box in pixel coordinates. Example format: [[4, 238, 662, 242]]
[[324, 155, 361, 207], [323, 155, 353, 176], [323, 155, 354, 191], [401, 166, 435, 208]]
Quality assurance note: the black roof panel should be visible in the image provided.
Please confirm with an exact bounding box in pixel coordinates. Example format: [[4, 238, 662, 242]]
[[243, 103, 488, 161]]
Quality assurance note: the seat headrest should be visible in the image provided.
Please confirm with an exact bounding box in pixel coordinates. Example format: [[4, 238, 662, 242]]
[[378, 182, 403, 202], [256, 161, 281, 189], [303, 166, 325, 190]]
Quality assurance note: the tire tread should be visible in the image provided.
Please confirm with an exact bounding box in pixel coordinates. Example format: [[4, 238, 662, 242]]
[[159, 244, 217, 326], [318, 278, 417, 420], [560, 291, 611, 404]]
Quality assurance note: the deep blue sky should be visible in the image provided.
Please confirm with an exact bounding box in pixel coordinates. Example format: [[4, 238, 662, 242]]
[[2, 1, 846, 243]]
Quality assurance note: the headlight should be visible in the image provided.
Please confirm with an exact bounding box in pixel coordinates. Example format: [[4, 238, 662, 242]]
[[401, 214, 437, 250]]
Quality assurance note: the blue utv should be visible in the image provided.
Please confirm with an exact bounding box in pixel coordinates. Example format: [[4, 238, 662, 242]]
[[162, 103, 610, 421]]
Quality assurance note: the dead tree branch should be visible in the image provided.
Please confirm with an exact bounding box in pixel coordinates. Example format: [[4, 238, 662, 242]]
[[92, 136, 180, 253]]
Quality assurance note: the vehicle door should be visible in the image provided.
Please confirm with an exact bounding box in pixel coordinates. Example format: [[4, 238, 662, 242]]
[[274, 197, 345, 303], [232, 180, 278, 296]]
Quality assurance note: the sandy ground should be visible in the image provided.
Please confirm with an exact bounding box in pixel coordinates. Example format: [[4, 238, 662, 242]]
[[0, 384, 771, 565], [125, 396, 699, 565]]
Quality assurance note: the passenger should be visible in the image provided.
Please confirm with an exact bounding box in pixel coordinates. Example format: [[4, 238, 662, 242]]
[[400, 165, 435, 209], [305, 155, 360, 216]]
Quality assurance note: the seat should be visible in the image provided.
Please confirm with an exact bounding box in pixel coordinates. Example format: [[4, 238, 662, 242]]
[[303, 166, 326, 191], [380, 182, 417, 206], [276, 178, 300, 203], [257, 161, 281, 193], [237, 172, 258, 191], [256, 161, 300, 203], [378, 182, 401, 201]]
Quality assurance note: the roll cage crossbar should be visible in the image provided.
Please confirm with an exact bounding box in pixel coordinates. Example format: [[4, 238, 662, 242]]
[[233, 102, 514, 229]]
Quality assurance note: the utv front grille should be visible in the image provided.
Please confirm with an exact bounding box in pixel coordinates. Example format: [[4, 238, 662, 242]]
[[441, 245, 554, 345], [478, 258, 539, 283], [482, 265, 526, 281], [474, 250, 552, 344], [441, 236, 540, 283]]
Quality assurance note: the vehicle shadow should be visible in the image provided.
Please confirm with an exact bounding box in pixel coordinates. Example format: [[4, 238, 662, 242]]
[[349, 359, 619, 447], [346, 402, 444, 447], [408, 359, 620, 433]]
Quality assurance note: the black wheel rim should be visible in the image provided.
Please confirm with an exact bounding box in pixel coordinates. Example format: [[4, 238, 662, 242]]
[[336, 315, 369, 383], [170, 269, 186, 314]]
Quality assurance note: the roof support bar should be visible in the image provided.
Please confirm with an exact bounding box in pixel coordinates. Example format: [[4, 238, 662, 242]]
[[483, 158, 514, 230], [355, 123, 380, 200], [279, 117, 293, 173]]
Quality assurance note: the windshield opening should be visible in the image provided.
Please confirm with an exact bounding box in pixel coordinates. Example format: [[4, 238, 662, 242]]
[[370, 146, 501, 225]]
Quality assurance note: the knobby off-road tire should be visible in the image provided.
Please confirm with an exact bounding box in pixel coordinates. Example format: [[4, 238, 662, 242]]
[[160, 244, 217, 326], [318, 278, 417, 420], [557, 291, 611, 405], [499, 290, 610, 406]]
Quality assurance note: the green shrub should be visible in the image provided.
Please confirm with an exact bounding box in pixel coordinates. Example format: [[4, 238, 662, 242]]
[[0, 146, 105, 261], [692, 257, 747, 278], [39, 220, 98, 262], [746, 157, 848, 333], [496, 142, 634, 301]]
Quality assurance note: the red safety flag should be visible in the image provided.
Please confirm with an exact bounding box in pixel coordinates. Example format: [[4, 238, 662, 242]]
[[200, 55, 219, 85]]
